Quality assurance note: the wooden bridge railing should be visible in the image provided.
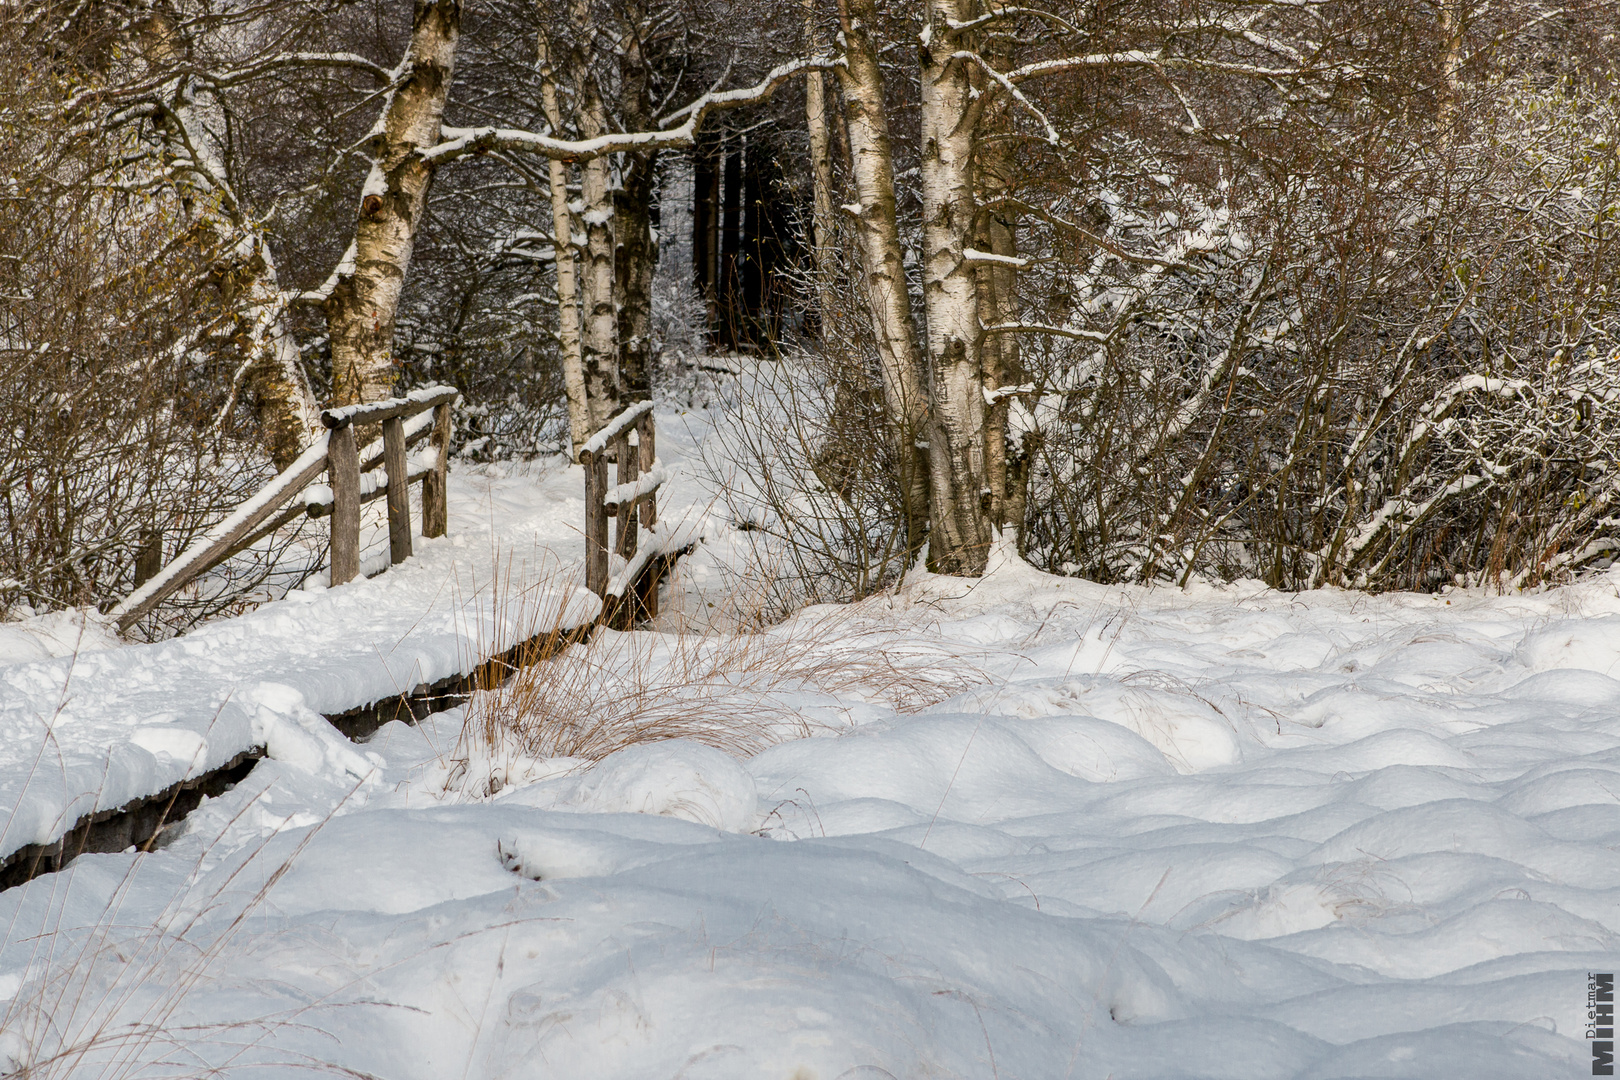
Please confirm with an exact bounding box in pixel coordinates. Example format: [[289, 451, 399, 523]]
[[579, 401, 671, 626], [111, 386, 459, 633]]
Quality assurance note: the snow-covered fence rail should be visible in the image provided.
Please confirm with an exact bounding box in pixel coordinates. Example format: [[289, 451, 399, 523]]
[[110, 386, 458, 634], [580, 403, 675, 626]]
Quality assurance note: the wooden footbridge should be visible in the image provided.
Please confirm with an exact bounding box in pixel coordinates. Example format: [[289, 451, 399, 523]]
[[111, 387, 682, 634]]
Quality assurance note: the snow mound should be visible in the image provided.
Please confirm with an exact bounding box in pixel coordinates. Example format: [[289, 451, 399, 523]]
[[512, 740, 760, 832]]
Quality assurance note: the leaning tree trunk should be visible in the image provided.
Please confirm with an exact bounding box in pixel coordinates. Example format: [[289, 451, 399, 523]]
[[918, 0, 994, 575], [240, 241, 321, 468], [836, 0, 932, 559], [327, 0, 462, 406], [137, 9, 318, 466]]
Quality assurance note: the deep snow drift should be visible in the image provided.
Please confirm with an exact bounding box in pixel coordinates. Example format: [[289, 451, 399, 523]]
[[4, 410, 1620, 1078]]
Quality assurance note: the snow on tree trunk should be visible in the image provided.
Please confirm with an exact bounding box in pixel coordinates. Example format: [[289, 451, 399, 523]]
[[138, 9, 318, 466], [918, 0, 994, 575], [240, 242, 321, 469], [327, 0, 462, 406], [575, 42, 621, 430], [973, 80, 1023, 542], [836, 0, 932, 558]]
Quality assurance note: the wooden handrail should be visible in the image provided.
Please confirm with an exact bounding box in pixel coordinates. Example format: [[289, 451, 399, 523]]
[[112, 387, 459, 634], [321, 385, 460, 429], [114, 389, 683, 639]]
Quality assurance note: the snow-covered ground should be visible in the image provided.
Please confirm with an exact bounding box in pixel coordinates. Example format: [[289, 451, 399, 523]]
[[4, 405, 1620, 1078]]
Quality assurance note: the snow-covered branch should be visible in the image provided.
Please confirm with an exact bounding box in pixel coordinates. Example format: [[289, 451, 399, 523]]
[[425, 56, 841, 165]]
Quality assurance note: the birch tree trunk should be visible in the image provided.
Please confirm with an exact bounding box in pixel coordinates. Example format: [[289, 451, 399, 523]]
[[537, 30, 589, 455], [327, 0, 462, 406], [805, 0, 838, 305], [572, 20, 621, 429], [240, 242, 321, 468], [974, 39, 1024, 542], [616, 157, 657, 402], [918, 0, 994, 574], [836, 0, 931, 558]]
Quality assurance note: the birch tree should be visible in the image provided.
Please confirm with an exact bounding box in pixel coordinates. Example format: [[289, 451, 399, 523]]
[[323, 0, 463, 406]]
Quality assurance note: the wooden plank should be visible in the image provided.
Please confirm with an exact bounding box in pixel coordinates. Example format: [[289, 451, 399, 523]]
[[321, 385, 459, 429], [583, 450, 610, 596], [177, 416, 438, 589], [615, 432, 639, 559], [112, 435, 333, 632], [329, 423, 361, 585], [186, 499, 308, 584], [307, 460, 434, 519], [422, 401, 451, 539], [383, 416, 412, 565]]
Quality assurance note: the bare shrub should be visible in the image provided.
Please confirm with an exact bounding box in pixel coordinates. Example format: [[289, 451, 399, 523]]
[[0, 10, 315, 636], [1009, 69, 1620, 592]]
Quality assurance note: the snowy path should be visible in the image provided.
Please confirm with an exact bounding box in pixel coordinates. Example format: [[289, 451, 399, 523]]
[[0, 417, 707, 865]]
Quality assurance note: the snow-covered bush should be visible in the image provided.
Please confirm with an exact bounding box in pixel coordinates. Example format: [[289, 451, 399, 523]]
[[1010, 75, 1620, 591]]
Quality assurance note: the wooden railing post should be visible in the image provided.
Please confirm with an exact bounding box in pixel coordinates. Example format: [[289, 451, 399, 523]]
[[583, 448, 609, 597], [329, 424, 361, 585], [133, 528, 163, 588], [637, 412, 657, 533], [422, 401, 451, 539], [635, 412, 658, 621], [382, 416, 412, 565], [614, 431, 639, 560]]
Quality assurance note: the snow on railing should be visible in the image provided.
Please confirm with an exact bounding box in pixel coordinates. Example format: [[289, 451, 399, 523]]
[[604, 463, 667, 509], [579, 400, 656, 459]]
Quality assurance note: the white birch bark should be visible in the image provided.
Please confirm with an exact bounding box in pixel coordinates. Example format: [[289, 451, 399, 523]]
[[326, 0, 461, 406], [537, 30, 589, 455], [570, 0, 621, 430], [836, 0, 932, 555], [577, 98, 621, 430], [918, 0, 995, 574]]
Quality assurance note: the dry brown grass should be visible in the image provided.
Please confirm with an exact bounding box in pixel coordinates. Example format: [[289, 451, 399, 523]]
[[447, 583, 993, 800]]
